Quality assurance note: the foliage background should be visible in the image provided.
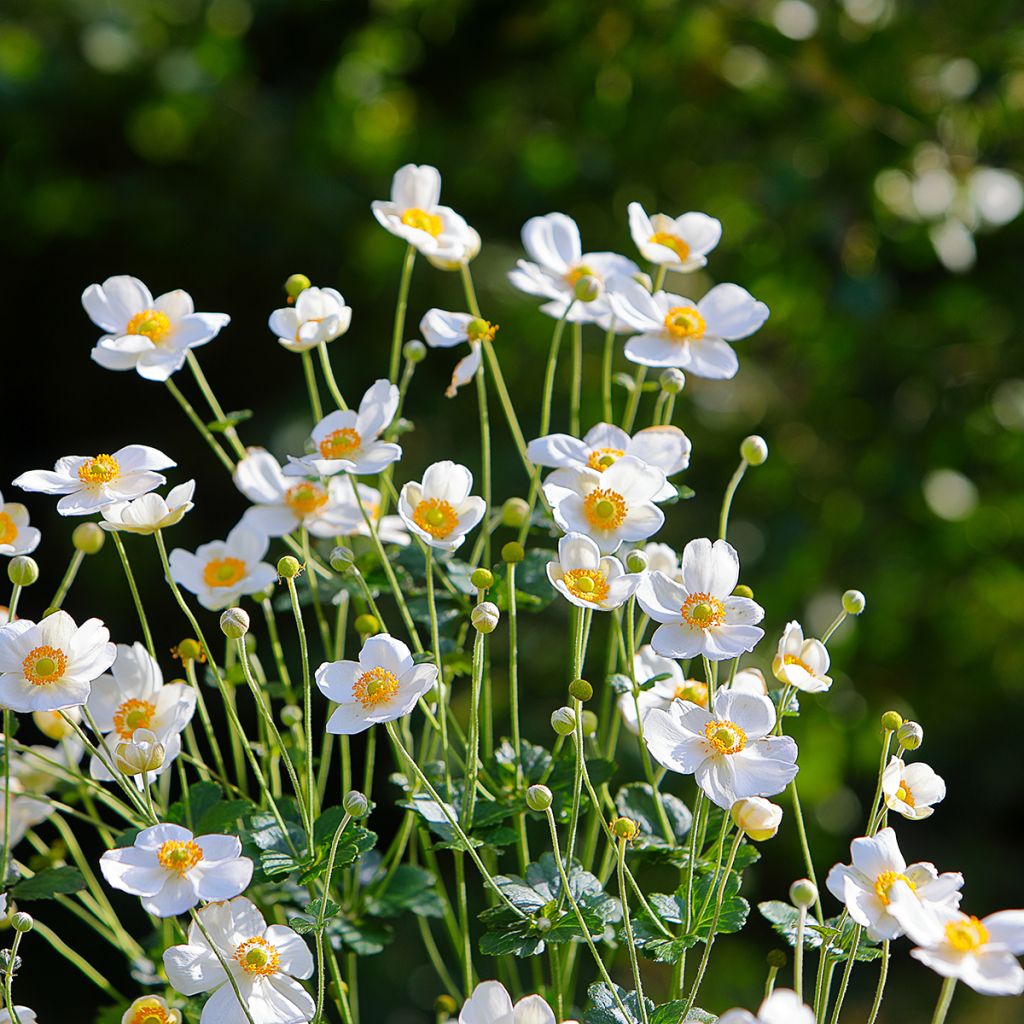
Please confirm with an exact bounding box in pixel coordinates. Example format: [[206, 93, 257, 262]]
[[3, 0, 1024, 1021]]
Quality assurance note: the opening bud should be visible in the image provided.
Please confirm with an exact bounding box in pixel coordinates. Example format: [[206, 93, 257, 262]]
[[526, 784, 553, 811], [10, 912, 33, 934], [612, 816, 640, 841], [470, 568, 495, 590], [732, 584, 754, 599], [471, 601, 500, 634], [280, 705, 303, 727], [220, 607, 250, 639], [403, 339, 427, 364], [330, 546, 355, 572], [842, 589, 866, 615], [625, 549, 648, 573], [789, 878, 818, 909], [285, 274, 311, 299], [659, 368, 686, 394], [354, 614, 380, 636], [72, 522, 105, 555], [343, 790, 370, 818], [740, 435, 768, 466], [7, 556, 39, 588], [501, 498, 530, 529], [897, 721, 923, 750], [880, 710, 904, 733], [550, 706, 576, 736], [573, 274, 602, 303], [115, 729, 165, 776], [277, 555, 302, 579], [568, 678, 593, 702], [731, 797, 783, 841], [502, 541, 525, 564]]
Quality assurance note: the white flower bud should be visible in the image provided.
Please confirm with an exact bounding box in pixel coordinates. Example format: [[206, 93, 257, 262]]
[[659, 368, 686, 394], [551, 706, 577, 736], [526, 784, 553, 811], [740, 435, 768, 466], [897, 721, 923, 750], [471, 601, 500, 634], [789, 878, 818, 909], [842, 589, 866, 615], [730, 797, 783, 841], [220, 607, 250, 639], [343, 790, 370, 817], [574, 274, 602, 303], [10, 912, 33, 933], [114, 729, 165, 776], [625, 549, 648, 572]]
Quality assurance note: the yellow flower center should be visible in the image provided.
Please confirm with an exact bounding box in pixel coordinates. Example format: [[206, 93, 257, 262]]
[[0, 512, 17, 547], [352, 666, 401, 708], [945, 916, 989, 952], [563, 264, 595, 287], [126, 309, 173, 344], [285, 482, 329, 517], [128, 999, 175, 1024], [413, 498, 459, 540], [874, 870, 916, 905], [663, 306, 706, 341], [583, 488, 628, 531], [704, 719, 747, 755], [466, 318, 499, 343], [234, 936, 281, 976], [156, 839, 204, 876], [113, 698, 157, 740], [675, 680, 709, 707], [782, 653, 813, 673], [77, 454, 121, 486], [202, 557, 247, 588], [648, 231, 691, 263], [681, 592, 725, 629], [401, 207, 443, 236], [895, 781, 916, 808], [319, 427, 362, 460], [561, 569, 610, 603], [22, 645, 68, 686], [587, 447, 625, 472]]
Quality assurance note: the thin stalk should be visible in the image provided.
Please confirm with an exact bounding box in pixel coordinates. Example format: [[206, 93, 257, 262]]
[[285, 574, 318, 847], [795, 904, 808, 1001], [186, 351, 246, 459], [601, 324, 616, 423], [317, 341, 348, 411], [718, 458, 749, 541], [866, 942, 890, 1024], [570, 321, 583, 436], [165, 377, 235, 472], [302, 349, 324, 423], [50, 549, 85, 608], [389, 245, 416, 383], [424, 547, 451, 790], [111, 532, 155, 657], [462, 627, 485, 828], [826, 923, 862, 1024], [929, 978, 957, 1024], [620, 368, 647, 433], [617, 838, 650, 1024]]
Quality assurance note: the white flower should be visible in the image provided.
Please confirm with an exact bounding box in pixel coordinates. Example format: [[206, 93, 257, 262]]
[[528, 422, 690, 502], [0, 1008, 37, 1024], [642, 542, 681, 579], [169, 525, 277, 612], [426, 225, 482, 271], [508, 212, 639, 323], [86, 643, 196, 785], [608, 276, 768, 378], [0, 778, 51, 847], [0, 489, 40, 557], [887, 892, 1024, 996], [0, 611, 115, 712], [825, 827, 964, 942], [114, 728, 165, 777], [84, 275, 230, 382], [330, 482, 410, 547], [10, 739, 83, 794], [459, 981, 555, 1024], [398, 461, 485, 552], [121, 997, 181, 1024], [100, 481, 195, 535], [543, 457, 665, 555], [547, 533, 640, 612], [771, 621, 832, 693], [731, 796, 783, 841], [268, 287, 352, 353], [881, 757, 946, 821], [14, 445, 175, 516], [283, 380, 401, 477], [729, 667, 769, 695], [637, 539, 764, 661], [420, 310, 500, 397], [627, 202, 723, 272], [163, 895, 314, 1024], [316, 634, 437, 736], [717, 989, 814, 1024], [617, 645, 708, 735], [644, 689, 798, 809], [371, 164, 474, 259], [100, 823, 252, 918]]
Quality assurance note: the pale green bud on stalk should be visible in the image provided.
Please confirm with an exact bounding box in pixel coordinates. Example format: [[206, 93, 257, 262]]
[[790, 878, 818, 909], [471, 601, 500, 634], [434, 995, 458, 1017], [625, 549, 648, 572], [842, 589, 867, 615], [354, 614, 380, 636], [535, 916, 553, 932], [501, 498, 530, 529], [740, 435, 768, 466], [550, 706, 576, 736], [285, 274, 311, 299], [573, 274, 602, 303], [897, 721, 924, 750], [659, 368, 686, 394], [281, 705, 303, 727], [176, 638, 203, 663], [329, 546, 355, 572], [220, 607, 250, 639], [880, 710, 903, 733], [568, 678, 593, 702], [343, 790, 370, 818], [7, 556, 39, 587], [10, 912, 33, 934], [525, 784, 553, 811], [731, 797, 783, 841], [403, 339, 427, 364], [732, 584, 754, 599], [72, 522, 105, 555], [470, 568, 494, 590], [580, 709, 598, 736], [612, 816, 641, 841], [114, 729, 165, 776], [277, 555, 302, 579], [502, 541, 525, 564]]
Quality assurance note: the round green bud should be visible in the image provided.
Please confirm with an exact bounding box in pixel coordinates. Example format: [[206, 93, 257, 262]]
[[550, 706, 576, 736], [535, 915, 553, 933], [659, 368, 686, 394], [625, 549, 648, 573], [285, 273, 311, 299], [403, 339, 427, 364], [72, 522, 105, 555], [502, 541, 525, 564], [435, 995, 458, 1017], [897, 721, 923, 750], [470, 568, 495, 590], [10, 912, 33, 933], [766, 949, 788, 969], [612, 816, 641, 841], [789, 878, 818, 909], [220, 607, 250, 639], [573, 274, 602, 303], [525, 784, 553, 812], [842, 589, 866, 615], [740, 435, 769, 466], [732, 584, 754, 599], [881, 710, 904, 733], [177, 638, 203, 662], [580, 710, 598, 736], [501, 498, 530, 529], [471, 601, 500, 634], [568, 678, 593, 702], [343, 790, 370, 818], [354, 614, 380, 636], [277, 555, 302, 579], [281, 705, 303, 727], [329, 546, 355, 572], [7, 556, 39, 588]]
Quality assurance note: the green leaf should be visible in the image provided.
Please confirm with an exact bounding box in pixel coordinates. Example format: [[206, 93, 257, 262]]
[[207, 409, 253, 433], [491, 549, 557, 612], [614, 783, 692, 848], [326, 915, 394, 955], [12, 866, 86, 900], [586, 984, 716, 1024], [757, 902, 881, 963], [364, 865, 443, 919]]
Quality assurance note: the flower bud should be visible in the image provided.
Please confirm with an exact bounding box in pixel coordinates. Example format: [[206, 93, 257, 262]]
[[740, 435, 768, 466], [7, 556, 39, 588], [573, 274, 602, 303], [220, 607, 250, 639], [580, 710, 598, 736], [501, 498, 530, 529], [789, 878, 818, 909], [525, 784, 553, 811], [10, 912, 33, 934], [176, 638, 203, 663], [33, 707, 80, 740], [343, 790, 370, 818], [568, 678, 593, 702], [766, 949, 788, 969], [471, 601, 500, 634], [612, 816, 641, 841], [502, 541, 525, 564], [897, 721, 923, 750], [470, 568, 494, 590], [277, 555, 302, 579], [72, 522, 105, 555], [115, 729, 165, 776], [842, 589, 866, 615], [354, 614, 380, 636], [285, 273, 311, 299], [732, 584, 754, 599], [880, 710, 903, 733], [731, 797, 783, 841], [551, 706, 576, 736], [535, 916, 552, 932], [403, 339, 427, 364], [625, 549, 648, 573], [659, 368, 686, 394], [281, 705, 303, 727], [434, 995, 458, 1017], [329, 546, 355, 572]]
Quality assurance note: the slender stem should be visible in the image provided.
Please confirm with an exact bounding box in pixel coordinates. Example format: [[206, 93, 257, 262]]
[[110, 532, 155, 657], [3, 925, 22, 1022], [285, 575, 318, 848], [866, 942, 890, 1024], [866, 729, 894, 836], [601, 324, 615, 423], [314, 811, 352, 1022], [424, 547, 451, 791], [570, 321, 583, 436], [929, 977, 957, 1024], [821, 609, 848, 645], [165, 377, 236, 472], [389, 245, 416, 384], [540, 309, 570, 437], [719, 458, 749, 541], [790, 779, 824, 925], [617, 838, 649, 1024], [186, 351, 246, 459], [302, 349, 324, 423], [462, 627, 485, 828], [50, 549, 85, 608], [795, 905, 807, 1000], [317, 341, 348, 411], [620, 368, 647, 433], [826, 924, 861, 1024], [507, 561, 522, 788]]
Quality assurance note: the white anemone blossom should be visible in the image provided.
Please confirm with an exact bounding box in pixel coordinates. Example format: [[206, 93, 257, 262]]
[[0, 1009, 37, 1023], [717, 990, 814, 1024], [546, 532, 640, 612], [608, 276, 768, 378], [543, 456, 666, 555], [84, 275, 230, 382], [169, 525, 277, 612], [284, 380, 401, 478], [0, 611, 115, 713], [163, 896, 314, 1024], [627, 202, 723, 273], [0, 489, 41, 557], [528, 422, 690, 502], [100, 823, 252, 918], [825, 827, 964, 942], [881, 757, 946, 821], [637, 538, 764, 661], [459, 981, 556, 1024], [100, 480, 195, 534], [14, 445, 174, 517], [617, 645, 709, 735], [420, 309, 501, 397], [316, 634, 438, 736], [86, 643, 196, 785], [644, 689, 799, 809], [268, 286, 352, 353], [398, 461, 485, 552], [771, 620, 832, 693], [332, 482, 410, 547]]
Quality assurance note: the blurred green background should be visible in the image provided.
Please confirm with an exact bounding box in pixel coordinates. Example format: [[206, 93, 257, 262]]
[[3, 0, 1024, 1020]]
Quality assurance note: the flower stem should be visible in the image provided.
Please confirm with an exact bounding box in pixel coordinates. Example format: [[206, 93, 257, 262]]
[[424, 547, 451, 791], [795, 905, 807, 1000], [165, 377, 236, 472], [49, 549, 85, 609], [929, 977, 957, 1024], [718, 457, 749, 541], [302, 349, 324, 423], [826, 924, 861, 1024], [186, 351, 246, 459], [790, 778, 824, 925], [866, 941, 889, 1024], [620, 368, 647, 433], [617, 837, 650, 1024], [601, 325, 615, 423], [570, 321, 583, 436], [389, 245, 416, 384], [110, 532, 155, 657], [317, 341, 348, 411], [285, 574, 318, 847]]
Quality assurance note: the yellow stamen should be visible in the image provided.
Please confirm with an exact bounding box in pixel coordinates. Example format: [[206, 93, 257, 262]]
[[561, 569, 610, 603], [563, 264, 594, 287], [77, 454, 121, 486], [0, 512, 17, 547], [466, 318, 499, 343], [202, 557, 247, 588], [234, 936, 281, 976], [319, 427, 362, 460], [649, 231, 691, 263], [126, 309, 173, 344], [352, 666, 401, 709], [22, 646, 68, 686], [113, 698, 157, 740], [680, 591, 725, 629], [285, 482, 329, 517], [783, 653, 814, 673], [401, 207, 443, 237], [413, 498, 459, 540], [663, 305, 706, 341], [156, 839, 204, 876], [874, 870, 916, 905], [128, 999, 176, 1024], [895, 782, 916, 808], [583, 488, 628, 531], [586, 447, 625, 472], [675, 680, 708, 707], [945, 916, 989, 952], [704, 719, 747, 755]]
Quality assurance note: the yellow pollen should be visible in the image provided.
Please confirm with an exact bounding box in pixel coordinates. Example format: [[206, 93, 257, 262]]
[[783, 653, 814, 673], [413, 498, 459, 540], [895, 782, 915, 808], [126, 308, 173, 344], [563, 264, 595, 287], [352, 666, 401, 709], [401, 207, 443, 237], [156, 839, 204, 876], [663, 305, 706, 341], [675, 680, 709, 707], [681, 592, 726, 629], [202, 556, 247, 588], [234, 936, 281, 977], [704, 719, 747, 755], [319, 427, 362, 460], [561, 569, 610, 603], [587, 448, 625, 472], [0, 512, 17, 547], [129, 1000, 174, 1024], [874, 870, 916, 905], [77, 454, 121, 486], [113, 698, 157, 740], [22, 645, 68, 686], [583, 488, 628, 531], [945, 916, 989, 952], [649, 231, 692, 263], [466, 318, 499, 343], [285, 482, 329, 517]]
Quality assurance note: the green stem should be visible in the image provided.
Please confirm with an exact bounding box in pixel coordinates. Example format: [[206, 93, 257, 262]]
[[186, 351, 246, 459], [570, 321, 583, 436], [718, 458, 749, 541], [165, 377, 236, 472], [302, 349, 324, 423], [424, 547, 451, 792], [620, 368, 647, 433], [790, 778, 824, 925], [601, 324, 615, 423], [929, 977, 957, 1024], [795, 905, 807, 1001], [317, 341, 349, 411], [285, 574, 318, 849], [617, 838, 649, 1024], [826, 924, 861, 1024], [866, 942, 889, 1024], [49, 549, 84, 609], [389, 245, 416, 384], [110, 532, 155, 657]]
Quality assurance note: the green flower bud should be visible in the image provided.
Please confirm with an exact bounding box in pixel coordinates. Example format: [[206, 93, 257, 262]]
[[732, 584, 754, 599], [277, 555, 302, 579], [404, 339, 427, 364], [435, 995, 458, 1017], [501, 498, 530, 528], [625, 550, 648, 573], [176, 638, 203, 663], [470, 568, 495, 590], [10, 912, 33, 934], [285, 274, 311, 299], [354, 614, 380, 636], [281, 705, 303, 727], [881, 710, 904, 733], [766, 949, 788, 969], [897, 721, 923, 750], [789, 878, 818, 909], [612, 816, 640, 841], [72, 522, 105, 555], [220, 607, 250, 639], [551, 706, 576, 736], [471, 601, 500, 634], [502, 541, 525, 564], [580, 710, 598, 736], [343, 790, 370, 818], [659, 368, 686, 394], [7, 556, 39, 587], [573, 274, 602, 303], [842, 589, 866, 615], [568, 678, 593, 702], [329, 546, 355, 572], [525, 784, 553, 811], [740, 435, 768, 466]]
